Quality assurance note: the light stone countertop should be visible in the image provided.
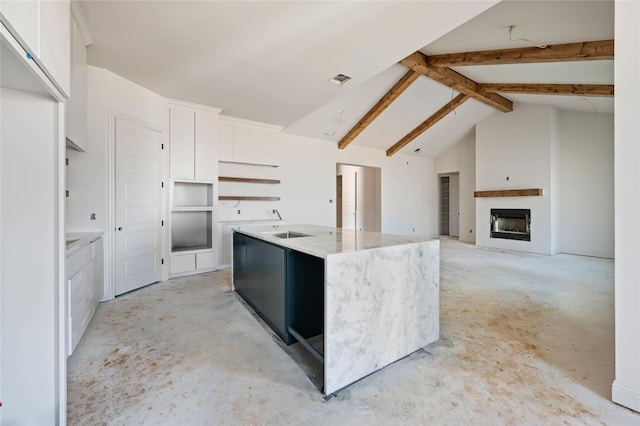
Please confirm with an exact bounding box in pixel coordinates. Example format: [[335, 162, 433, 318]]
[[65, 231, 104, 257], [233, 224, 434, 258]]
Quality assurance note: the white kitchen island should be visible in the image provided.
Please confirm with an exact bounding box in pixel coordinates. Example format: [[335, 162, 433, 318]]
[[232, 224, 440, 395]]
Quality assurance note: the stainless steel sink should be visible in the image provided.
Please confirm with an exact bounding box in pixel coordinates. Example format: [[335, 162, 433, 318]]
[[268, 231, 313, 239]]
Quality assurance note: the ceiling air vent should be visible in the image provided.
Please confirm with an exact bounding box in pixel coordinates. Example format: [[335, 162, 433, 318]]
[[330, 74, 352, 85]]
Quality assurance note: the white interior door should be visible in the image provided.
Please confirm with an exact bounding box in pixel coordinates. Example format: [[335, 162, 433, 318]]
[[341, 171, 357, 230], [449, 174, 460, 237], [115, 117, 163, 295]]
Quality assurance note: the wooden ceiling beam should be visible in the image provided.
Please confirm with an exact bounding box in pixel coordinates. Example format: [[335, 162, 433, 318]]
[[386, 93, 469, 157], [400, 51, 513, 113], [426, 40, 614, 67], [478, 83, 614, 97], [338, 69, 420, 150]]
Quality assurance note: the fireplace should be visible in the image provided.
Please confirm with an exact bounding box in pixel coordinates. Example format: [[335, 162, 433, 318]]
[[490, 209, 531, 241]]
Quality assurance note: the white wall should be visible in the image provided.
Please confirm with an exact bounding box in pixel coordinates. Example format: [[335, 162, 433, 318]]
[[475, 104, 558, 255], [613, 0, 640, 413], [559, 111, 614, 258], [67, 66, 168, 299], [279, 133, 437, 237], [435, 130, 476, 243]]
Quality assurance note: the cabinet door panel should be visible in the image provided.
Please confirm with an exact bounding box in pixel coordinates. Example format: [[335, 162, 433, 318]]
[[65, 18, 77, 144], [196, 251, 216, 270], [69, 264, 92, 352], [38, 0, 70, 96], [250, 126, 280, 166], [218, 120, 234, 162], [170, 106, 195, 179], [171, 253, 195, 274], [92, 240, 104, 304], [260, 242, 286, 337], [74, 17, 87, 148], [245, 236, 262, 311], [232, 233, 246, 296], [0, 0, 39, 59], [194, 110, 217, 181], [233, 123, 251, 163]]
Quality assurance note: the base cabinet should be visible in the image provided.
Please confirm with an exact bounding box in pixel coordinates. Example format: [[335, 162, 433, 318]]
[[66, 236, 104, 356], [232, 233, 247, 296], [170, 251, 216, 276], [233, 232, 287, 340]]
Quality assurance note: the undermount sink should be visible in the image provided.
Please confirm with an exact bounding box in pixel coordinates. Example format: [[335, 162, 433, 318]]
[[266, 231, 313, 239]]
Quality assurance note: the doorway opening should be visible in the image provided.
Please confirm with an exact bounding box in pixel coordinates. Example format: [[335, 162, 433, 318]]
[[439, 172, 459, 237], [336, 164, 381, 232]]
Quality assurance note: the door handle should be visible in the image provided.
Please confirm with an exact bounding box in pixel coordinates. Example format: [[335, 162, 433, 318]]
[[118, 227, 123, 231]]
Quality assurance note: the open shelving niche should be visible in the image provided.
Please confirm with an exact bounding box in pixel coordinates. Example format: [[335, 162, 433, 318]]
[[217, 161, 284, 267], [170, 180, 217, 275], [217, 161, 281, 202]]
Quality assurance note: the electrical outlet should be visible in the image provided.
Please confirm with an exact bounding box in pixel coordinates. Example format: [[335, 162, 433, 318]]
[[237, 209, 241, 214], [90, 213, 96, 220]]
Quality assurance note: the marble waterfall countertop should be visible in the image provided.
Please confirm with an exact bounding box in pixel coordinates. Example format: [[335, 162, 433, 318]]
[[232, 224, 434, 258], [234, 224, 440, 394]]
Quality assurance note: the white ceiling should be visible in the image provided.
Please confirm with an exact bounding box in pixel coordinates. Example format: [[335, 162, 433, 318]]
[[80, 0, 614, 158]]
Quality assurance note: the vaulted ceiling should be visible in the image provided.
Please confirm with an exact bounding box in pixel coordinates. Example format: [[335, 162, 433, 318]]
[[80, 0, 614, 158]]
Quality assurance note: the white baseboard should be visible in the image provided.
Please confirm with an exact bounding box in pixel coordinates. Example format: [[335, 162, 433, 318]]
[[612, 381, 640, 413]]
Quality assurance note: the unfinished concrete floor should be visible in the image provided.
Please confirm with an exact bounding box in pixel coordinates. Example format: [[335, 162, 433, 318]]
[[68, 239, 639, 425]]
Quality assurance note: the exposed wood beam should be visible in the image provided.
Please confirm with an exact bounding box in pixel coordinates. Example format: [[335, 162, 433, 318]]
[[400, 51, 513, 113], [338, 70, 420, 149], [427, 39, 614, 67], [386, 94, 469, 157], [478, 83, 614, 97]]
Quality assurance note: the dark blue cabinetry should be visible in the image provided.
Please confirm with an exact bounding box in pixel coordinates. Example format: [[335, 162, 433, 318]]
[[234, 232, 287, 341], [233, 232, 324, 359]]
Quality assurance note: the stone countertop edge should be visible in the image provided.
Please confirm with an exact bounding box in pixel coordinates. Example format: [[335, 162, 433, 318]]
[[65, 231, 104, 257], [233, 224, 436, 259]]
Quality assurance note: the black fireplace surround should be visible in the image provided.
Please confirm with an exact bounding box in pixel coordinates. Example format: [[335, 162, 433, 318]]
[[490, 209, 531, 241]]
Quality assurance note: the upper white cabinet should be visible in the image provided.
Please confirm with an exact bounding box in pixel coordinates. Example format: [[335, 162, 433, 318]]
[[218, 117, 282, 166], [0, 0, 71, 97], [169, 102, 221, 181], [0, 0, 39, 55], [65, 3, 90, 150]]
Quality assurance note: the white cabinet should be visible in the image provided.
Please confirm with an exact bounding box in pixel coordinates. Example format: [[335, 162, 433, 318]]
[[169, 102, 221, 181], [0, 0, 71, 96], [195, 110, 218, 181], [38, 0, 70, 96], [218, 117, 281, 166], [66, 236, 104, 356], [65, 6, 88, 150], [0, 0, 39, 55]]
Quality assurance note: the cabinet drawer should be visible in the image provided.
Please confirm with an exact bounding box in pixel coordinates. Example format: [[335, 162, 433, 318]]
[[171, 253, 195, 274], [196, 251, 216, 270]]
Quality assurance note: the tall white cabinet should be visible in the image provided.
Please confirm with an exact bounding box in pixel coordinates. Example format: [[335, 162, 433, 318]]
[[1, 7, 68, 424], [65, 2, 91, 150], [168, 101, 221, 277]]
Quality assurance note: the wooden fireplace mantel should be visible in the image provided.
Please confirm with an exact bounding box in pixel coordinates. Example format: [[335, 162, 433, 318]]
[[474, 188, 543, 198]]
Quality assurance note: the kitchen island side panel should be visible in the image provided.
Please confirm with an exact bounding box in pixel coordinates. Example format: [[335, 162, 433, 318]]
[[324, 239, 440, 394]]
